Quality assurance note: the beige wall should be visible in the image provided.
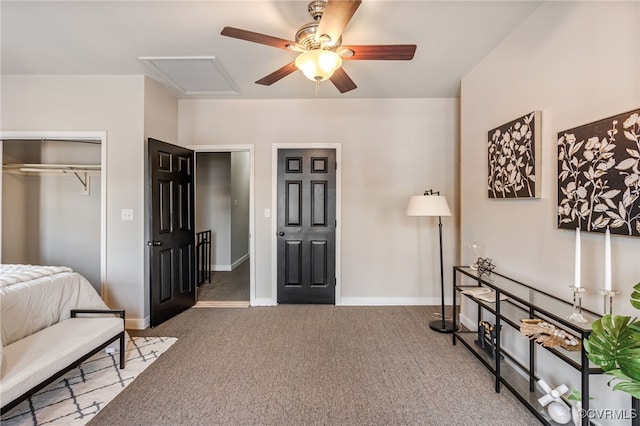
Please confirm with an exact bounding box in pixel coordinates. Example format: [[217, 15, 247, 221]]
[[1, 74, 147, 328], [144, 77, 179, 143], [195, 152, 232, 268], [143, 76, 180, 321], [39, 141, 102, 288], [2, 142, 42, 263], [461, 1, 640, 418], [230, 151, 250, 266], [2, 77, 458, 321], [179, 98, 459, 304]]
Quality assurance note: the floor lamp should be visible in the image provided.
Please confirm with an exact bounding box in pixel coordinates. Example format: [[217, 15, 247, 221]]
[[406, 190, 454, 333]]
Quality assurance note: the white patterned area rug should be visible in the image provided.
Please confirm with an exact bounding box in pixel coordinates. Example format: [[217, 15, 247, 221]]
[[1, 336, 177, 426]]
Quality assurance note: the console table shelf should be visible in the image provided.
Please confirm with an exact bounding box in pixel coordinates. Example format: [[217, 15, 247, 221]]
[[452, 266, 603, 426]]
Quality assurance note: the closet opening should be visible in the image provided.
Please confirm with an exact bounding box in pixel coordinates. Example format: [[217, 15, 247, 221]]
[[1, 132, 106, 295]]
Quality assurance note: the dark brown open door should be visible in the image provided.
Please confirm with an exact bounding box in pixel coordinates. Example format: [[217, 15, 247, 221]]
[[147, 138, 196, 327], [277, 149, 336, 304]]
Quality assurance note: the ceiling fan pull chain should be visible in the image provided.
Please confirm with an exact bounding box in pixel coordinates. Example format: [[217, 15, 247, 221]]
[[315, 79, 320, 96]]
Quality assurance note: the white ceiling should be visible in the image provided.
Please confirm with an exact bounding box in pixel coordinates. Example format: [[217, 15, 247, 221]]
[[1, 0, 543, 99]]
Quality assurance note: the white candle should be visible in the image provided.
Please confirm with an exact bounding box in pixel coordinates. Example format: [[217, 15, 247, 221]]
[[575, 227, 581, 288], [605, 226, 612, 291]]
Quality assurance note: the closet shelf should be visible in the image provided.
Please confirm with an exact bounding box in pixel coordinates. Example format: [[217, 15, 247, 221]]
[[3, 163, 101, 192], [3, 163, 101, 173]]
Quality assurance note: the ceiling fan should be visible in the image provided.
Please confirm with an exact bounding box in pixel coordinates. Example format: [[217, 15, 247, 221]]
[[220, 0, 417, 93]]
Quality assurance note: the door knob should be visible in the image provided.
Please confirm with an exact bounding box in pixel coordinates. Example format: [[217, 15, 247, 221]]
[[278, 232, 285, 236], [147, 241, 162, 246]]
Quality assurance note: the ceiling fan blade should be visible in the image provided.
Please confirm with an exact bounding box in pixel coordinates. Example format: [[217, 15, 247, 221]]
[[316, 0, 362, 46], [221, 27, 295, 50], [329, 67, 357, 93], [342, 45, 417, 60], [255, 62, 298, 86]]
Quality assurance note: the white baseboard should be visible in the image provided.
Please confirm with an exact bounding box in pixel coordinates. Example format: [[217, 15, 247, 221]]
[[212, 265, 231, 272], [212, 254, 249, 272], [340, 297, 453, 306], [231, 253, 249, 270], [126, 316, 149, 330], [459, 312, 477, 331], [251, 298, 277, 306]]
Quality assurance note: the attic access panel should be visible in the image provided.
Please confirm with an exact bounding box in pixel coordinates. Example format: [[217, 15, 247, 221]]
[[140, 56, 240, 96]]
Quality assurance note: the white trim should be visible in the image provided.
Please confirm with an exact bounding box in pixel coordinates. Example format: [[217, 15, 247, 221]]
[[186, 144, 256, 307], [231, 253, 249, 270], [271, 143, 342, 305], [212, 265, 232, 272], [187, 144, 253, 153], [341, 297, 452, 306], [251, 298, 277, 307], [0, 130, 108, 300], [126, 316, 150, 330], [459, 312, 477, 331]]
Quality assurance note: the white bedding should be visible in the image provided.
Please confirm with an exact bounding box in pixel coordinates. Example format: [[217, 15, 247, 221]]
[[0, 264, 109, 347], [0, 264, 73, 287]]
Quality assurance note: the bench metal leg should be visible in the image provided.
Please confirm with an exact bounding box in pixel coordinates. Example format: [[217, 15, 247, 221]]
[[119, 332, 125, 369]]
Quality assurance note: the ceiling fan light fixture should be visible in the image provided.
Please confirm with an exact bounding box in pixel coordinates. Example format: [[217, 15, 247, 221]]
[[295, 50, 342, 82]]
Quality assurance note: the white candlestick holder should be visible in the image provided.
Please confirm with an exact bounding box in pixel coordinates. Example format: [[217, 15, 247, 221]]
[[600, 289, 619, 316], [567, 286, 588, 324]]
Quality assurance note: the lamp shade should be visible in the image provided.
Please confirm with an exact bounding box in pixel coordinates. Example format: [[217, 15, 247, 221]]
[[405, 194, 451, 217], [294, 50, 342, 82]]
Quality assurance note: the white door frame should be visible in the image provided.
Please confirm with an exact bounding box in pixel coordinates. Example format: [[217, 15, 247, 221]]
[[271, 143, 342, 306], [0, 130, 108, 295], [187, 144, 256, 306]]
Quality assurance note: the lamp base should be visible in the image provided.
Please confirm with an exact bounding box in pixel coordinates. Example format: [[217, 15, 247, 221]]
[[429, 320, 455, 334]]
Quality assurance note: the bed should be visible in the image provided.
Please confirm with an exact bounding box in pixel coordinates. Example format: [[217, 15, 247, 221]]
[[0, 264, 110, 347]]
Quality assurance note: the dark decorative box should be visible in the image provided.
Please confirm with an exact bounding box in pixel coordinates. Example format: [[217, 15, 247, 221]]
[[475, 320, 503, 359]]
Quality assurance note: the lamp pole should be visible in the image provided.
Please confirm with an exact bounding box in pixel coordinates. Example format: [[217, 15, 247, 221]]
[[429, 215, 454, 333]]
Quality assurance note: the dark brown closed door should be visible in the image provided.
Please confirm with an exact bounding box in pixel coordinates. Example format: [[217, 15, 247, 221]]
[[147, 138, 196, 327], [277, 149, 336, 304]]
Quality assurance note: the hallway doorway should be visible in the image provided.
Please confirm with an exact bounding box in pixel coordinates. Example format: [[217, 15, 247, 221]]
[[191, 145, 254, 306], [197, 259, 249, 303]]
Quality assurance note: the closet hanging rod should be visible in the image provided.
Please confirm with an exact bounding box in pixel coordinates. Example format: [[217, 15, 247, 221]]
[[0, 138, 101, 144], [2, 164, 100, 193], [3, 163, 101, 173]]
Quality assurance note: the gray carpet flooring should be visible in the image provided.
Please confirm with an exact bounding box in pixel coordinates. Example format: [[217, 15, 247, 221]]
[[197, 259, 249, 302], [88, 305, 539, 426]]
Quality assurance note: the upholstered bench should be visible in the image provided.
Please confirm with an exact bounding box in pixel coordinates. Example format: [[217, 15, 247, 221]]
[[0, 309, 125, 414]]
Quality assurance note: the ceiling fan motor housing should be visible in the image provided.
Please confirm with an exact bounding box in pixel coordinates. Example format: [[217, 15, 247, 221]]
[[296, 22, 321, 50], [308, 1, 327, 21], [296, 1, 342, 51]]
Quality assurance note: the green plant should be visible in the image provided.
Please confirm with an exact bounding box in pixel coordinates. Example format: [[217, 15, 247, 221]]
[[584, 283, 640, 398], [567, 389, 593, 402]]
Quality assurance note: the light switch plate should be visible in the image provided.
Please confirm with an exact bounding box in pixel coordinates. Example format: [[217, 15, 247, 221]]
[[121, 209, 133, 221]]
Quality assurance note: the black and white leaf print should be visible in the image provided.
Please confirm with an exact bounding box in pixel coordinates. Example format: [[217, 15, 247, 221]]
[[488, 111, 540, 199], [557, 109, 640, 236]]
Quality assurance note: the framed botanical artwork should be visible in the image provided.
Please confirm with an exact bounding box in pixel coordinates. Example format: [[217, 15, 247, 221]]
[[557, 108, 640, 236], [488, 111, 541, 199]]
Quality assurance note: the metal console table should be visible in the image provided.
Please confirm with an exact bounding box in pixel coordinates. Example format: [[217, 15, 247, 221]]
[[452, 266, 603, 426]]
